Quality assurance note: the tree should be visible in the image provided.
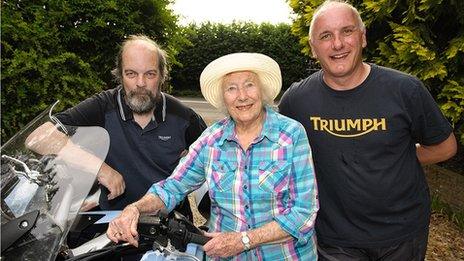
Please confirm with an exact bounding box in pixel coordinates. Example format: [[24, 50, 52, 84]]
[[1, 1, 103, 143], [287, 0, 464, 144], [1, 0, 185, 142], [170, 22, 316, 96]]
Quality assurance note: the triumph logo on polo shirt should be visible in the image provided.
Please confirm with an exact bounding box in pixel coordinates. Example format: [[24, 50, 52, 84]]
[[310, 117, 387, 137], [158, 135, 171, 141]]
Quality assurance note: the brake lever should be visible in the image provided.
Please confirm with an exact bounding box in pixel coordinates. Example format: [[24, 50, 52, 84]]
[[137, 213, 169, 247], [167, 218, 211, 246]]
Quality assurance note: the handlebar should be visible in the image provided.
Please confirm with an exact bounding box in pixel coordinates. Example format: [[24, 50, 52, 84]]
[[137, 210, 211, 252], [66, 210, 210, 260], [185, 231, 210, 245]]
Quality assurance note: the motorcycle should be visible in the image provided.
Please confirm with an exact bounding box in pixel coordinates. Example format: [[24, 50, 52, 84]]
[[1, 102, 210, 260]]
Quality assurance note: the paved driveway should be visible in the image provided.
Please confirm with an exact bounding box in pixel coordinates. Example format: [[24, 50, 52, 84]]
[[180, 97, 225, 126]]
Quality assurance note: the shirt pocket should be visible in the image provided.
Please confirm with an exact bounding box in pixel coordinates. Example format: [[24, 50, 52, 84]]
[[209, 160, 237, 192], [258, 161, 290, 194]]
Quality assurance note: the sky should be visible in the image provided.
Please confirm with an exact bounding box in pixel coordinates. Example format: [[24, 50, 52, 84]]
[[170, 0, 294, 25]]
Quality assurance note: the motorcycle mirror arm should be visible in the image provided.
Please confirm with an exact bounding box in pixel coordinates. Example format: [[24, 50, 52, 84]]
[[49, 100, 69, 135]]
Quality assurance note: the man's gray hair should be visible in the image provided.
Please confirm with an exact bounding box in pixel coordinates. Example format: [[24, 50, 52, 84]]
[[309, 0, 365, 42], [111, 35, 169, 89]]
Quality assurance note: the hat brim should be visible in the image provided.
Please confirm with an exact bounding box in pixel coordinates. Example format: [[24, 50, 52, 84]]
[[200, 53, 282, 108]]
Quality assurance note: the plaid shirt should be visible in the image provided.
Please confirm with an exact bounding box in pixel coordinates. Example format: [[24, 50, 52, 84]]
[[149, 107, 318, 260]]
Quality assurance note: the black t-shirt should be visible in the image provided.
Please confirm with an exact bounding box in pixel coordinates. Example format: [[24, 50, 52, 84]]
[[56, 87, 207, 211], [279, 64, 453, 248]]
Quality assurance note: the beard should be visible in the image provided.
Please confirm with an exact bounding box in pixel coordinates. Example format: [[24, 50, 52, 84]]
[[124, 87, 157, 114]]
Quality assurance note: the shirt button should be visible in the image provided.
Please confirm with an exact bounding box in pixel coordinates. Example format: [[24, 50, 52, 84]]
[[243, 185, 248, 189], [245, 205, 249, 209], [244, 165, 248, 170]]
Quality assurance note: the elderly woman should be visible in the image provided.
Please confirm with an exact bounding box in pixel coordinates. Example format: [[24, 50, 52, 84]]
[[107, 53, 319, 260]]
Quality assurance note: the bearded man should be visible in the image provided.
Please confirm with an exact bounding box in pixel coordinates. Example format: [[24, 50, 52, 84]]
[[54, 35, 207, 216]]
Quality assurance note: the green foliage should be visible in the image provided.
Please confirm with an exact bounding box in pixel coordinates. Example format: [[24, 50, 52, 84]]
[[288, 0, 323, 55], [376, 23, 448, 81], [170, 22, 316, 96], [1, 0, 184, 142], [439, 80, 464, 144], [288, 0, 464, 145], [45, 0, 186, 85], [431, 194, 464, 231], [1, 1, 104, 142]]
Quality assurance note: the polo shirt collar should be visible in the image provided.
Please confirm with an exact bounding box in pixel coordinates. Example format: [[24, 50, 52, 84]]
[[117, 87, 166, 124]]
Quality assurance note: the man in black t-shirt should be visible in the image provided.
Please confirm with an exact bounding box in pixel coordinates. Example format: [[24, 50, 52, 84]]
[[279, 1, 457, 260]]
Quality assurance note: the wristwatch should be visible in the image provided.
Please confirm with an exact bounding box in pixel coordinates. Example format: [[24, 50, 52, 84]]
[[241, 231, 251, 251]]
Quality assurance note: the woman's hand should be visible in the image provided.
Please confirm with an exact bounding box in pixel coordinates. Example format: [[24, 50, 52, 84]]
[[203, 231, 245, 258], [106, 204, 140, 247]]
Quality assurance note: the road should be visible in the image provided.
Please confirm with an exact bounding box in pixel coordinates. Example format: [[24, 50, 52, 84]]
[[180, 97, 225, 126]]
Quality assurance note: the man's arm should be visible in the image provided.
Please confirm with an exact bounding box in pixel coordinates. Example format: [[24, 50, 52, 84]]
[[25, 121, 125, 200], [408, 81, 457, 165], [416, 132, 457, 165], [25, 122, 69, 155]]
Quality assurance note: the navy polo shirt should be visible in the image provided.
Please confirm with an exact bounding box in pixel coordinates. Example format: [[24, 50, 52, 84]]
[[56, 87, 207, 210]]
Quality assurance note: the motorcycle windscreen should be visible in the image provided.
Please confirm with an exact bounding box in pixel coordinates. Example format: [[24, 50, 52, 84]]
[[1, 107, 110, 261]]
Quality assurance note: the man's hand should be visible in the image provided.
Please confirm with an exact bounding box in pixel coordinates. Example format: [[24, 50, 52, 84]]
[[98, 163, 125, 200], [79, 200, 98, 211], [203, 231, 245, 258], [107, 204, 140, 247]]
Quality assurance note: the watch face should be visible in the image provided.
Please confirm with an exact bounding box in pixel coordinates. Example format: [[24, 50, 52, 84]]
[[241, 232, 251, 250]]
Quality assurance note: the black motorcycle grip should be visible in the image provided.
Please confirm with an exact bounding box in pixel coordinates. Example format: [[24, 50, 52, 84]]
[[187, 232, 211, 245]]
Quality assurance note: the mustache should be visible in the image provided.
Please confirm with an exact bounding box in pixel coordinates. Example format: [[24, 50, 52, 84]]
[[128, 87, 152, 96]]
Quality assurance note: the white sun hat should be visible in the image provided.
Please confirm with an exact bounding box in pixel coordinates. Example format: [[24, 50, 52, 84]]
[[200, 52, 282, 108]]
